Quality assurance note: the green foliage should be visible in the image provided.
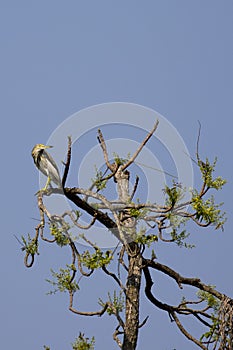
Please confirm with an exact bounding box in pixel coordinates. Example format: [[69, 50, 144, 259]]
[[197, 288, 221, 343], [46, 265, 79, 294], [164, 182, 184, 207], [80, 249, 112, 269], [21, 234, 39, 255], [198, 157, 226, 189], [180, 296, 188, 309], [73, 210, 81, 219], [128, 206, 149, 219], [192, 192, 226, 229], [135, 229, 158, 247], [72, 333, 95, 350], [170, 229, 195, 249], [92, 166, 107, 191], [50, 223, 70, 247], [197, 288, 220, 311], [112, 152, 130, 166], [165, 213, 194, 248], [43, 334, 95, 350], [200, 315, 219, 343], [99, 291, 124, 316]]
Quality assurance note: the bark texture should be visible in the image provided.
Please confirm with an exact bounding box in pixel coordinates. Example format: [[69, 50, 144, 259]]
[[122, 245, 142, 350]]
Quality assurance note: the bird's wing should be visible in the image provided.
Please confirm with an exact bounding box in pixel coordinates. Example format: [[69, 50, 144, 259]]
[[43, 150, 60, 173]]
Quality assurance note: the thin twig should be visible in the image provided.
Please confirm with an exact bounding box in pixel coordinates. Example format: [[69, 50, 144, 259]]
[[171, 312, 207, 350], [130, 175, 139, 201]]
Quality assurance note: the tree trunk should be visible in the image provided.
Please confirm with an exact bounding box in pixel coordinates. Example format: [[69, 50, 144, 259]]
[[122, 245, 142, 350], [114, 166, 142, 350]]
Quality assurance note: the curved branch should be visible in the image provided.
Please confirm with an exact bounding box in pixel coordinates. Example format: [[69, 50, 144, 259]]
[[143, 258, 224, 300], [138, 315, 149, 329], [24, 252, 35, 268], [69, 291, 109, 316], [171, 311, 207, 350], [143, 265, 174, 312], [62, 210, 97, 230], [102, 265, 126, 292], [113, 325, 123, 349], [62, 187, 120, 239]]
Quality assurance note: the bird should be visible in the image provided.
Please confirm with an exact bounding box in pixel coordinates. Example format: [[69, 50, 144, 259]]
[[31, 144, 62, 191]]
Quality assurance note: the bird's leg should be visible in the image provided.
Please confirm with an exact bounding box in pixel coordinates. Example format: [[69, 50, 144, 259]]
[[43, 176, 51, 191], [36, 177, 51, 194]]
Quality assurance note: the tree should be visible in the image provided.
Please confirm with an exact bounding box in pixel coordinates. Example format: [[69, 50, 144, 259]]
[[22, 121, 232, 350]]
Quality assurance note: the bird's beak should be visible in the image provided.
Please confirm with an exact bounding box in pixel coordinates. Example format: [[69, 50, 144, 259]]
[[45, 145, 53, 149]]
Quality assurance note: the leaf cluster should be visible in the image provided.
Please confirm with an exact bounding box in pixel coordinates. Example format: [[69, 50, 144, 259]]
[[198, 158, 226, 190], [170, 229, 195, 249], [99, 291, 125, 316], [21, 234, 39, 255], [197, 288, 220, 311], [72, 333, 95, 350], [50, 224, 70, 247], [46, 265, 78, 294], [92, 166, 107, 191], [128, 206, 149, 219], [80, 249, 112, 269], [192, 192, 226, 229], [135, 231, 158, 247], [112, 152, 130, 166], [164, 182, 183, 207]]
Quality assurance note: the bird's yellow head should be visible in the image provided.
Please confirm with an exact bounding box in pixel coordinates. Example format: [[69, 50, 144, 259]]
[[31, 144, 53, 155]]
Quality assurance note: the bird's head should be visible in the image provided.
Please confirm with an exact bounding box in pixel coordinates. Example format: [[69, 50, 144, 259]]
[[31, 144, 53, 157]]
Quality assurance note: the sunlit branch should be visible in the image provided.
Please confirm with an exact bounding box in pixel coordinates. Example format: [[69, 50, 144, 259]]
[[121, 119, 159, 171]]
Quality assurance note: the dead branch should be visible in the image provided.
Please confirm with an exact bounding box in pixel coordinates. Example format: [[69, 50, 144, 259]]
[[113, 325, 123, 348], [130, 175, 139, 201], [62, 210, 97, 230], [143, 258, 224, 300], [138, 315, 149, 329], [171, 311, 207, 350], [102, 265, 126, 293], [62, 136, 72, 188], [97, 129, 115, 172], [121, 119, 159, 171], [69, 291, 109, 316]]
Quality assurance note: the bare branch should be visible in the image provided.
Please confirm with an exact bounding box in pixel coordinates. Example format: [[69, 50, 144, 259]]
[[196, 120, 202, 163], [113, 325, 123, 348], [62, 136, 72, 188], [138, 315, 149, 329], [97, 129, 115, 172], [102, 265, 126, 292], [24, 251, 35, 268], [130, 175, 139, 201], [69, 291, 109, 316], [121, 119, 159, 171], [171, 312, 207, 350], [62, 210, 97, 230], [143, 258, 225, 300], [143, 265, 174, 312]]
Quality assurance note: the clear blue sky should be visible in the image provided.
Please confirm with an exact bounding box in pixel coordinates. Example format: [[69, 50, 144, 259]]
[[1, 1, 233, 349]]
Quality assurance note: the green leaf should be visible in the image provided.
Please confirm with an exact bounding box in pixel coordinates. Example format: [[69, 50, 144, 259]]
[[46, 265, 79, 294], [72, 333, 95, 350], [80, 249, 112, 269]]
